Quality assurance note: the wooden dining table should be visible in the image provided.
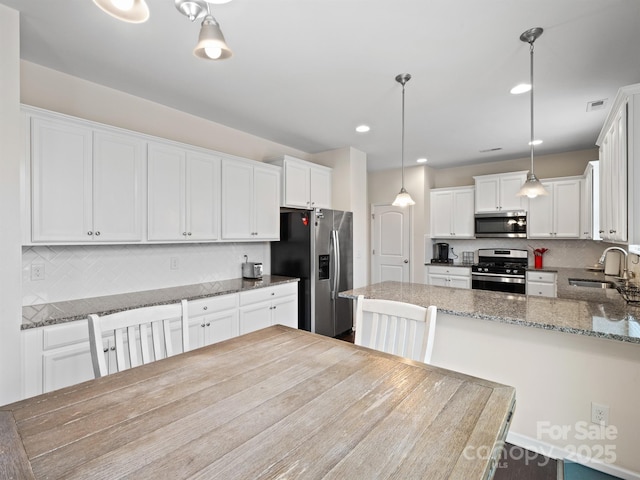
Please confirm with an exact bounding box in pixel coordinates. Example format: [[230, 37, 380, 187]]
[[1, 325, 515, 480]]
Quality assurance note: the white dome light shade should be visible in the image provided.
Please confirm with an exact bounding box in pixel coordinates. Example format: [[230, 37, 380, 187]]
[[93, 0, 150, 23], [392, 188, 416, 207], [193, 15, 233, 60], [510, 83, 531, 94], [517, 172, 549, 198]]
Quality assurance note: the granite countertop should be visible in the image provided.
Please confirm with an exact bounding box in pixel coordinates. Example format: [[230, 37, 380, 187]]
[[22, 275, 299, 330], [340, 268, 640, 344]]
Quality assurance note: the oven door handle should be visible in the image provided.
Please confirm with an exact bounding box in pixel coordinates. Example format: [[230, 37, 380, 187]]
[[472, 274, 525, 284], [471, 272, 525, 279]]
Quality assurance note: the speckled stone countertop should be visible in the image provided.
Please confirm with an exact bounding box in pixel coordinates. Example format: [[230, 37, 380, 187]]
[[22, 275, 299, 330], [340, 268, 640, 344]]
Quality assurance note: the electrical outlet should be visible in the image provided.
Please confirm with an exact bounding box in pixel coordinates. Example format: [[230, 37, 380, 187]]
[[170, 257, 179, 270], [31, 264, 45, 281], [591, 402, 609, 425]]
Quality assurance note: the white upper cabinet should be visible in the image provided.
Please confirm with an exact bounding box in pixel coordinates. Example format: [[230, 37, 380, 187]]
[[474, 171, 528, 213], [147, 142, 220, 241], [221, 159, 280, 240], [527, 177, 581, 239], [430, 187, 475, 238], [30, 113, 144, 243], [581, 161, 599, 240], [598, 97, 628, 243], [268, 155, 332, 209]]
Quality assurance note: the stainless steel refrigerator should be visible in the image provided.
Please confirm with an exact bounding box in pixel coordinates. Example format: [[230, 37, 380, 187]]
[[271, 208, 353, 337]]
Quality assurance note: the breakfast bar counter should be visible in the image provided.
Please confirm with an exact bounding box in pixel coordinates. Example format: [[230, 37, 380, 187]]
[[340, 277, 640, 344], [1, 326, 515, 480]]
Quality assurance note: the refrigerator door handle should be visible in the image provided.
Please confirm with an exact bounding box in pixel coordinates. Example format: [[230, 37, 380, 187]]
[[331, 229, 340, 299]]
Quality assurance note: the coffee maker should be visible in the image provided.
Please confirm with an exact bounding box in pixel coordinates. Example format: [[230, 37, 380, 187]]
[[432, 242, 450, 263]]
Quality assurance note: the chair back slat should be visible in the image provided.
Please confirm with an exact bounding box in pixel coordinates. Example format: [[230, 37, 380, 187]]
[[88, 299, 190, 378], [354, 296, 437, 364]]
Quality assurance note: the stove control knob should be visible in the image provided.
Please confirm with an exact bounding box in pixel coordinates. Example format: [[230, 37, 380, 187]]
[[506, 269, 511, 273]]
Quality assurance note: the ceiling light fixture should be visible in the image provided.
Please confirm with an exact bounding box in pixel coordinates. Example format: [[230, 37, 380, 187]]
[[193, 13, 233, 60], [416, 158, 428, 164], [356, 125, 371, 133], [517, 27, 548, 199], [93, 0, 150, 23], [392, 73, 416, 207], [94, 0, 232, 60]]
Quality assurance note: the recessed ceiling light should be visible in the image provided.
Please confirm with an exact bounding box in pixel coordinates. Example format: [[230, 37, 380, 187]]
[[416, 158, 428, 164], [510, 83, 531, 95], [355, 125, 370, 133], [528, 139, 543, 146]]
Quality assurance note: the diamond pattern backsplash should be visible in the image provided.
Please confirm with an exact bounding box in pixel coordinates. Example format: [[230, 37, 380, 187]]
[[22, 243, 269, 305]]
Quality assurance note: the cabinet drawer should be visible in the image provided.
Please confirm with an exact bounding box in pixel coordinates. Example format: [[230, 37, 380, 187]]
[[240, 282, 298, 306], [43, 320, 89, 350], [427, 266, 471, 277], [526, 271, 556, 283], [527, 282, 556, 297], [188, 294, 238, 317]]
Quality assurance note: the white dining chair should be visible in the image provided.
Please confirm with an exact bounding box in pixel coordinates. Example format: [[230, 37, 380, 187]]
[[354, 295, 437, 364], [88, 299, 190, 378]]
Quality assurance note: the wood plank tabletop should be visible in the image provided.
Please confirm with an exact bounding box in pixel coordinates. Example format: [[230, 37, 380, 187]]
[[1, 325, 515, 480]]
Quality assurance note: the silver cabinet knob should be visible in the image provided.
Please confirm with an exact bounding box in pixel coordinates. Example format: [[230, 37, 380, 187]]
[[203, 306, 208, 310], [87, 231, 93, 236], [403, 259, 409, 263]]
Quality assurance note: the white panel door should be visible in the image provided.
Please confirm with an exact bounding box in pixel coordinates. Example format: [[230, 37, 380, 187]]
[[31, 117, 93, 242], [186, 152, 220, 241], [221, 160, 254, 239], [371, 204, 411, 283], [147, 142, 185, 241], [92, 130, 145, 241]]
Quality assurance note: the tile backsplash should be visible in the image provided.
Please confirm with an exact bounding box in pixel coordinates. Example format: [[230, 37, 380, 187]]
[[22, 243, 269, 305], [426, 238, 612, 268]]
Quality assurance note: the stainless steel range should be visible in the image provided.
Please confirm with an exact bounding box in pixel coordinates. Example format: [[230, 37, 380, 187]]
[[471, 249, 528, 294]]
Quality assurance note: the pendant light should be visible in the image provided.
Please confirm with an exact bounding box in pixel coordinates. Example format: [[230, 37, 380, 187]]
[[93, 0, 149, 23], [517, 27, 548, 198], [193, 13, 233, 60], [392, 73, 416, 207]]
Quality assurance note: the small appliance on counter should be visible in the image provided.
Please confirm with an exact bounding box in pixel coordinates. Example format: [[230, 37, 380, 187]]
[[432, 242, 451, 263], [242, 255, 263, 279]]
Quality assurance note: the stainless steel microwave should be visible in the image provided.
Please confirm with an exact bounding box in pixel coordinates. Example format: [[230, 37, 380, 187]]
[[474, 211, 527, 238]]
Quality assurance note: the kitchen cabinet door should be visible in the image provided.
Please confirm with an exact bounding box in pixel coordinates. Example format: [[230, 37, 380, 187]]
[[239, 302, 273, 335], [474, 176, 500, 213], [430, 191, 454, 238], [31, 116, 93, 242], [282, 160, 310, 208], [148, 142, 186, 240], [499, 174, 528, 211], [92, 130, 145, 241], [253, 165, 280, 240], [553, 179, 581, 238], [221, 160, 254, 239], [185, 151, 220, 241], [309, 165, 332, 208], [527, 182, 554, 238], [271, 294, 298, 329], [430, 187, 474, 238]]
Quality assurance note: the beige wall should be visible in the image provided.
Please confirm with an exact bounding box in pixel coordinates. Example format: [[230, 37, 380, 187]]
[[0, 5, 23, 403], [21, 61, 309, 163], [434, 148, 598, 188]]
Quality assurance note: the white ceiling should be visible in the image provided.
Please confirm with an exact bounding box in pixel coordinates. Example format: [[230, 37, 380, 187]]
[[2, 0, 640, 171]]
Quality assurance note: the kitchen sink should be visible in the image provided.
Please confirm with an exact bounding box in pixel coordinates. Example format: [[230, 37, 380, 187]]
[[568, 278, 615, 289]]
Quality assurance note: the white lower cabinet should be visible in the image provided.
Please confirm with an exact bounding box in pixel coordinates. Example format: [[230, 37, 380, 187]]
[[187, 294, 239, 349], [239, 282, 299, 334], [425, 265, 471, 289], [526, 271, 557, 297], [22, 283, 299, 398]]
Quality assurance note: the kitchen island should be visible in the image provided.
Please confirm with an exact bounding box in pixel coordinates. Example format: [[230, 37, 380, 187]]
[[2, 326, 515, 480], [340, 279, 640, 478]]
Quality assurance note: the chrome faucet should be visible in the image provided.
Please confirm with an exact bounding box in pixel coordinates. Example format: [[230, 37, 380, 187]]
[[598, 246, 629, 280]]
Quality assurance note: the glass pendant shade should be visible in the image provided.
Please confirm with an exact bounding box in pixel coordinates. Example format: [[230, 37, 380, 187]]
[[93, 0, 150, 23], [392, 187, 416, 207], [193, 15, 233, 60], [517, 172, 548, 198]]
